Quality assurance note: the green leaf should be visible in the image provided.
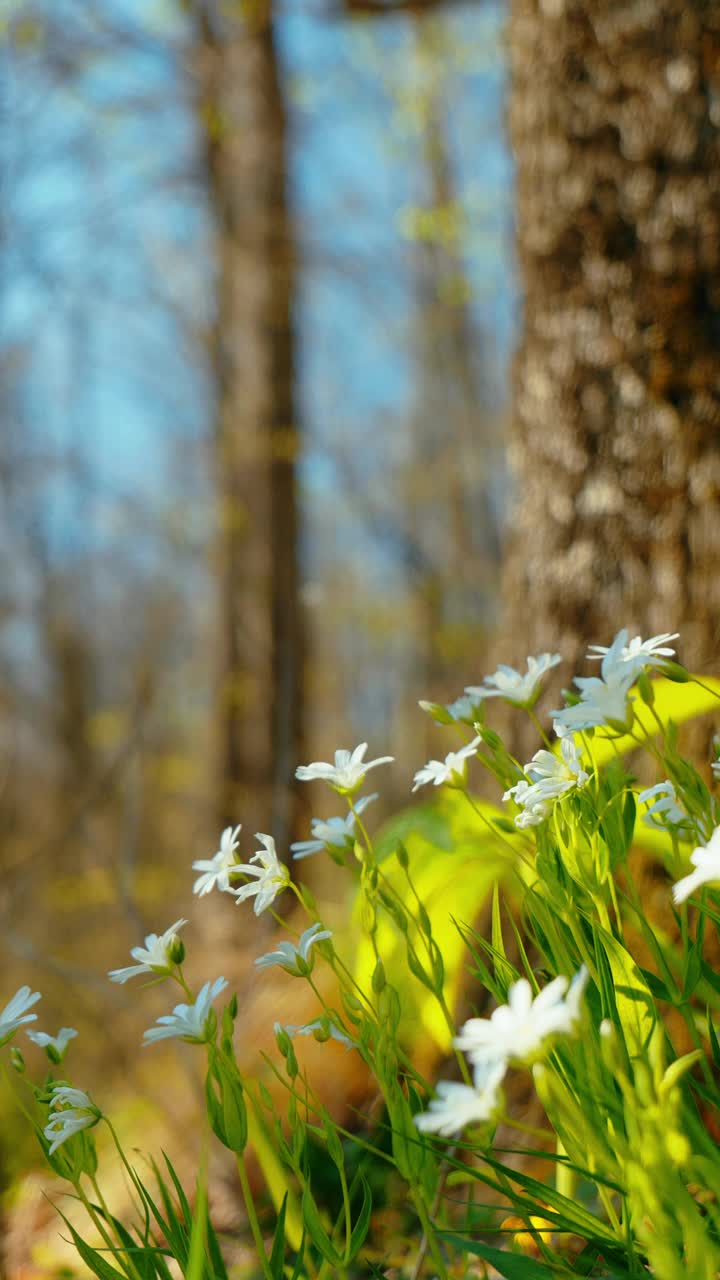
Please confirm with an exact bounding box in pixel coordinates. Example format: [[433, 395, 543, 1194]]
[[599, 928, 655, 1056], [58, 1217, 128, 1280], [347, 1176, 372, 1261], [301, 1183, 343, 1267], [185, 1161, 208, 1280], [439, 1233, 556, 1279], [709, 1011, 720, 1070], [269, 1193, 288, 1279]]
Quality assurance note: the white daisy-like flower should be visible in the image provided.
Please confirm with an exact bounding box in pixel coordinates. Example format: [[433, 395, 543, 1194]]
[[290, 795, 376, 860], [465, 653, 561, 709], [232, 834, 290, 915], [254, 923, 332, 976], [192, 824, 242, 896], [0, 986, 42, 1045], [454, 968, 589, 1068], [419, 693, 486, 723], [295, 744, 394, 794], [43, 1085, 101, 1155], [143, 977, 229, 1046], [26, 1027, 78, 1061], [108, 918, 188, 984], [412, 735, 482, 793], [502, 779, 551, 828], [672, 827, 720, 904], [413, 1060, 506, 1137], [554, 632, 637, 732], [278, 1017, 355, 1050], [505, 730, 589, 825], [587, 630, 679, 677], [638, 781, 689, 829]]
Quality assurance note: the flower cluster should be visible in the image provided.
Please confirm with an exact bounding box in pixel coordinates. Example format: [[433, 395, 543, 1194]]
[[43, 1085, 101, 1156], [504, 724, 588, 828], [553, 629, 678, 733], [414, 969, 588, 1136], [192, 826, 289, 915]]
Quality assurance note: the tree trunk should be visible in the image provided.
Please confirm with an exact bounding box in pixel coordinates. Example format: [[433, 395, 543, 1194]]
[[198, 0, 303, 853], [503, 1, 720, 679]]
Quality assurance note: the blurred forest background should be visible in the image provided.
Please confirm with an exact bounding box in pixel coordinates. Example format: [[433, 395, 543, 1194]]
[[2, 0, 720, 1265]]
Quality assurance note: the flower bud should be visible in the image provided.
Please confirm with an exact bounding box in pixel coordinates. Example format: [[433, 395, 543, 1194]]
[[658, 660, 689, 683], [637, 671, 655, 706], [371, 959, 386, 994], [274, 1023, 291, 1057], [418, 700, 454, 725]]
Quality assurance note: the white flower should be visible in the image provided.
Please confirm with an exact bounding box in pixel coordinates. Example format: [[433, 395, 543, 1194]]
[[290, 795, 376, 860], [465, 653, 561, 708], [143, 977, 229, 1045], [672, 827, 720, 904], [295, 743, 394, 793], [43, 1085, 101, 1155], [588, 629, 679, 677], [711, 760, 720, 781], [108, 918, 188, 984], [413, 1060, 506, 1136], [419, 692, 487, 723], [502, 780, 551, 828], [412, 735, 482, 793], [232, 834, 289, 915], [26, 1027, 78, 1061], [255, 923, 332, 976], [503, 731, 587, 828], [553, 631, 640, 732], [192, 824, 242, 896], [278, 1018, 355, 1050], [454, 968, 589, 1068], [638, 781, 689, 829], [0, 986, 41, 1044]]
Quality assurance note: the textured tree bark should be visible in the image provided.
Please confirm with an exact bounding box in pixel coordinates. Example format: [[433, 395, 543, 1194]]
[[199, 0, 303, 852], [502, 0, 720, 682]]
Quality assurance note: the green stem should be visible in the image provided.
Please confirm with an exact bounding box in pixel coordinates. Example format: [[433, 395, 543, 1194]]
[[411, 1183, 449, 1280], [74, 1176, 143, 1280], [236, 1151, 274, 1280]]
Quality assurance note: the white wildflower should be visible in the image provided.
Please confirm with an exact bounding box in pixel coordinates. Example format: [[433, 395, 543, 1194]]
[[638, 781, 689, 829], [232, 834, 289, 915], [503, 730, 587, 827], [43, 1086, 101, 1155], [295, 744, 393, 794], [465, 653, 561, 709], [672, 828, 720, 904], [108, 918, 188, 984], [587, 629, 679, 677], [277, 1018, 355, 1050], [192, 824, 242, 896], [290, 795, 376, 860], [413, 1061, 506, 1137], [143, 977, 229, 1045], [412, 735, 482, 793], [0, 986, 41, 1045], [26, 1027, 77, 1061], [255, 923, 332, 976], [454, 968, 589, 1068]]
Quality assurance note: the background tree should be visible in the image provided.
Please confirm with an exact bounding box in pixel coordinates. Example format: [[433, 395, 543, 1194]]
[[502, 0, 720, 680], [196, 0, 304, 852]]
